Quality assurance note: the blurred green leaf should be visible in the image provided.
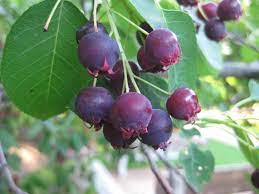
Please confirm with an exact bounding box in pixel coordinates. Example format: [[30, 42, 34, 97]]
[[180, 128, 201, 138], [249, 79, 259, 100]]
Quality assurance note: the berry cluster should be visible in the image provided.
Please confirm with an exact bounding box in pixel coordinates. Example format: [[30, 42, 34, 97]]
[[74, 21, 200, 150], [178, 0, 242, 41]]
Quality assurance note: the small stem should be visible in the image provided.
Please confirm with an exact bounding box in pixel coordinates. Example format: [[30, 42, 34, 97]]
[[134, 75, 170, 95], [111, 10, 149, 35], [141, 145, 173, 194], [44, 0, 62, 31], [232, 97, 254, 109], [197, 3, 208, 21], [93, 77, 97, 87], [93, 0, 98, 32]]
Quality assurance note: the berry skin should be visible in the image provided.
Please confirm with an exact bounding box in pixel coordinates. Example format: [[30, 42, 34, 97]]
[[145, 28, 181, 68], [137, 47, 168, 73], [136, 22, 153, 45], [251, 169, 259, 189], [177, 0, 198, 7], [78, 32, 120, 77], [76, 21, 107, 43], [140, 109, 172, 151], [110, 92, 153, 139], [103, 123, 137, 149], [106, 60, 139, 94], [75, 87, 114, 129], [205, 19, 227, 42], [166, 87, 201, 121], [197, 2, 218, 21], [217, 0, 242, 21]]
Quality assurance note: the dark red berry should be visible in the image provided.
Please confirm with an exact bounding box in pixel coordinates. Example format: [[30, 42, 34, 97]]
[[177, 0, 198, 7], [137, 47, 168, 73], [78, 32, 120, 77], [76, 21, 107, 43], [75, 87, 114, 129], [197, 2, 218, 21], [103, 123, 137, 149], [140, 109, 172, 151], [205, 19, 227, 41], [106, 60, 139, 94], [110, 92, 153, 139], [136, 22, 153, 45], [166, 87, 201, 121], [145, 29, 181, 68], [251, 169, 259, 189], [217, 0, 242, 21]]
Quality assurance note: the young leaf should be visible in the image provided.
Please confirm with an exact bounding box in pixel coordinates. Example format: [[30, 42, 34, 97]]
[[1, 1, 92, 119]]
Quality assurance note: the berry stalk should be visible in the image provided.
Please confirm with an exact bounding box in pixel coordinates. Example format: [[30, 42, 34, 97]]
[[44, 0, 62, 31], [93, 0, 99, 32]]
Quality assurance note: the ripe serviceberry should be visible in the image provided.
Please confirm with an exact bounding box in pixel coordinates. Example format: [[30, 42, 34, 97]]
[[166, 87, 201, 121], [106, 60, 139, 94], [136, 22, 153, 45], [75, 87, 114, 129], [110, 92, 152, 139], [103, 123, 137, 149], [137, 47, 168, 73], [251, 169, 259, 189], [177, 0, 198, 7], [145, 28, 181, 67], [76, 21, 107, 43], [140, 109, 172, 150], [217, 0, 242, 21], [197, 2, 218, 21], [205, 19, 227, 41], [78, 32, 120, 77]]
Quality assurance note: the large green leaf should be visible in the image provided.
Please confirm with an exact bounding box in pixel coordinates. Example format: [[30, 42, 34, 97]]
[[1, 0, 91, 119], [179, 143, 215, 192]]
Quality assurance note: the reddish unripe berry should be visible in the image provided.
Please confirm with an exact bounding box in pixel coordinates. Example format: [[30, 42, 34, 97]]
[[137, 47, 168, 73], [177, 0, 198, 7], [75, 87, 114, 129], [197, 2, 218, 21], [76, 21, 107, 43], [78, 32, 120, 77], [217, 0, 242, 21], [145, 29, 181, 67], [103, 123, 137, 149], [106, 60, 139, 94], [205, 19, 227, 41], [251, 169, 259, 189], [166, 87, 201, 121], [110, 92, 153, 139], [136, 22, 153, 46], [140, 109, 172, 151]]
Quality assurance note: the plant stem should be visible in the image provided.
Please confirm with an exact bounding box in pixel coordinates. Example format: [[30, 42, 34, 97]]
[[232, 97, 254, 109], [134, 75, 170, 95], [44, 0, 62, 31], [111, 10, 149, 35], [93, 0, 98, 32], [197, 2, 208, 21], [93, 77, 97, 87], [102, 0, 140, 93]]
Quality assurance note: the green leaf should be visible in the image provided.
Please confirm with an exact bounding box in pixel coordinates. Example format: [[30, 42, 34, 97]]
[[179, 143, 215, 192], [138, 73, 168, 110], [180, 128, 201, 138], [1, 1, 92, 119], [249, 79, 259, 100]]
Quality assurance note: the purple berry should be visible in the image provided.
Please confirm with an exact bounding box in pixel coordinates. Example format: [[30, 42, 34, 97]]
[[106, 60, 139, 94], [137, 47, 168, 73], [217, 0, 242, 21], [251, 169, 259, 189], [140, 109, 172, 151], [145, 29, 181, 68], [103, 123, 137, 149], [197, 2, 218, 21], [76, 21, 107, 43], [136, 22, 153, 45], [78, 32, 120, 77], [166, 87, 201, 121], [110, 92, 153, 139], [75, 87, 114, 129], [205, 19, 227, 41], [177, 0, 198, 7]]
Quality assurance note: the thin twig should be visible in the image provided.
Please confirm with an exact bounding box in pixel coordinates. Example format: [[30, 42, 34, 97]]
[[0, 143, 28, 194], [155, 152, 197, 193], [141, 145, 173, 194], [43, 0, 62, 31]]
